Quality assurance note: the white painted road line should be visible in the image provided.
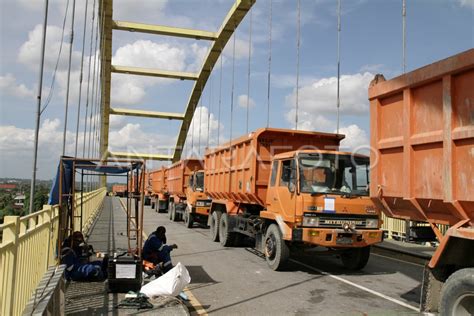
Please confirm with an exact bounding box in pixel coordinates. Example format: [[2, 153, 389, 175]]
[[290, 258, 420, 312], [372, 252, 426, 268]]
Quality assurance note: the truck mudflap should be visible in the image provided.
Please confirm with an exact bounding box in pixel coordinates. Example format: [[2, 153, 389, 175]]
[[291, 227, 383, 247]]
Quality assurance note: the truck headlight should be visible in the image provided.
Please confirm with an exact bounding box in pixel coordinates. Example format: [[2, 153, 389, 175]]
[[366, 218, 379, 228], [303, 216, 319, 227]]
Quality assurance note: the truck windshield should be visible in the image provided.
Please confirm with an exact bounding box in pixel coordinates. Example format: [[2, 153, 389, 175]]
[[298, 153, 370, 196], [195, 172, 204, 191]]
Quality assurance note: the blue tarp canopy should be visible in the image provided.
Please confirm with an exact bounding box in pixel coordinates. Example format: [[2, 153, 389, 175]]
[[48, 156, 142, 205]]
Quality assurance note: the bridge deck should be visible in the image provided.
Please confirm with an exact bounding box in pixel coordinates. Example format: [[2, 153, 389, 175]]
[[64, 196, 188, 315]]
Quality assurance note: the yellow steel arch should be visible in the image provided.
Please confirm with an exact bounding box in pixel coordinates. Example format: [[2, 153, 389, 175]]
[[99, 0, 255, 162]]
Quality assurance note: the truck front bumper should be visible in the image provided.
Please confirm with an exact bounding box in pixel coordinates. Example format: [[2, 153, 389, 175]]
[[294, 228, 383, 247]]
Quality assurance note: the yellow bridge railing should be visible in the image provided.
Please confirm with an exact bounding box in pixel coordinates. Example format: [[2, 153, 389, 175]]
[[381, 213, 449, 242], [0, 187, 106, 316]]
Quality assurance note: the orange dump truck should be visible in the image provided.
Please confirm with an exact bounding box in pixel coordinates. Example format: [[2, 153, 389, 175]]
[[149, 167, 169, 213], [205, 128, 383, 270], [369, 49, 474, 314], [167, 159, 212, 227], [112, 184, 127, 197], [128, 172, 152, 205]]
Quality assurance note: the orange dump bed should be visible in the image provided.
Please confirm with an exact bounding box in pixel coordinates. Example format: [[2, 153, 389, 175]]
[[369, 49, 474, 226], [150, 167, 168, 194], [205, 128, 343, 206], [167, 159, 203, 197]]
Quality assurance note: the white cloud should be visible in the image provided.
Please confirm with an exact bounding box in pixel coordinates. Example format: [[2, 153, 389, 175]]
[[113, 40, 187, 71], [110, 40, 208, 106], [18, 24, 81, 72], [185, 106, 223, 156], [238, 94, 256, 108], [337, 124, 370, 152], [457, 0, 474, 9], [285, 72, 374, 115], [108, 123, 176, 158], [0, 118, 81, 179], [285, 109, 334, 132], [223, 37, 253, 60], [0, 74, 35, 99], [109, 115, 126, 130]]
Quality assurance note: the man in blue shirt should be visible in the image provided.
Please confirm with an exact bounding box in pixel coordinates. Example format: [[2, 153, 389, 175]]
[[142, 226, 177, 273]]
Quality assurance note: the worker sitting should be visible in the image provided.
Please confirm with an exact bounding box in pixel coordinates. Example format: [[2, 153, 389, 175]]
[[60, 246, 109, 281], [62, 231, 94, 263], [142, 226, 178, 274]]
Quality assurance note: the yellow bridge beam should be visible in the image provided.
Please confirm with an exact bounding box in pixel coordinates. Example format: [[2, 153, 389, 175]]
[[107, 151, 173, 161], [112, 20, 218, 41], [110, 108, 185, 120], [172, 0, 256, 161], [111, 65, 199, 81]]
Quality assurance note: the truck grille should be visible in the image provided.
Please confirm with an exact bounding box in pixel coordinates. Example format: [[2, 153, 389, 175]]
[[303, 213, 378, 229]]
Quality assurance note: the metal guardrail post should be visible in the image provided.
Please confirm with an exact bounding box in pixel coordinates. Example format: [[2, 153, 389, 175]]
[[2, 216, 20, 315]]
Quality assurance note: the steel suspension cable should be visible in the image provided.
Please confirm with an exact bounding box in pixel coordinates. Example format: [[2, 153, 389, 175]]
[[97, 1, 106, 160], [62, 0, 77, 155], [41, 0, 70, 114], [266, 0, 273, 127], [246, 9, 253, 134], [74, 0, 89, 157], [229, 30, 236, 145], [198, 82, 203, 156], [207, 71, 212, 149], [336, 0, 341, 134], [29, 0, 49, 214], [295, 0, 301, 131], [83, 0, 96, 158], [88, 3, 99, 159], [217, 53, 223, 146], [402, 0, 406, 74]]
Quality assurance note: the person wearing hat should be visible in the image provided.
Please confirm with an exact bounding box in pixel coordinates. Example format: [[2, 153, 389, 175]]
[[142, 226, 177, 273]]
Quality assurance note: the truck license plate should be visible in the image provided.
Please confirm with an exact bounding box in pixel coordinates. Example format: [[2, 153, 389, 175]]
[[336, 237, 353, 245]]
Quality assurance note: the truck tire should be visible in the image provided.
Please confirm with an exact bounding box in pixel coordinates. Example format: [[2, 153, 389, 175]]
[[264, 224, 289, 271], [184, 206, 194, 228], [171, 203, 178, 222], [210, 211, 221, 242], [169, 202, 174, 220], [439, 268, 474, 316], [341, 246, 371, 270], [219, 213, 237, 247]]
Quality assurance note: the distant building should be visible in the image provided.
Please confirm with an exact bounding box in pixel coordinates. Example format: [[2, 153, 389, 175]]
[[0, 183, 17, 190], [14, 195, 25, 207]]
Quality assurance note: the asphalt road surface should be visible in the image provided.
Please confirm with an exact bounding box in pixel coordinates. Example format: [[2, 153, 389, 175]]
[[140, 202, 425, 316]]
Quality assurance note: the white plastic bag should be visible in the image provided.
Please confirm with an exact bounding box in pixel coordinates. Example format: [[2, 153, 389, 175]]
[[140, 262, 191, 298]]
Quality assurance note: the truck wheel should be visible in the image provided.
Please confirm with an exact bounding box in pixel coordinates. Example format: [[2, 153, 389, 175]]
[[264, 224, 289, 271], [184, 206, 194, 228], [219, 213, 236, 247], [171, 203, 178, 222], [168, 202, 173, 220], [341, 246, 371, 270], [440, 268, 474, 316], [210, 211, 221, 242]]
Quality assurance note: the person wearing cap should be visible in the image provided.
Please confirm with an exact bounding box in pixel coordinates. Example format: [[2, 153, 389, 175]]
[[142, 226, 177, 273]]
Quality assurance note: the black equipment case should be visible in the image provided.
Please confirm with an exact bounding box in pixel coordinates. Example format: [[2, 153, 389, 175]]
[[107, 253, 142, 293]]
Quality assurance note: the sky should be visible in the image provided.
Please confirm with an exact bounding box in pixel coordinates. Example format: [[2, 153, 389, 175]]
[[0, 0, 473, 180]]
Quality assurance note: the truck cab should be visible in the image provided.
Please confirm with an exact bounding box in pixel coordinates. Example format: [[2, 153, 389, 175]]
[[184, 170, 212, 228], [260, 150, 383, 270]]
